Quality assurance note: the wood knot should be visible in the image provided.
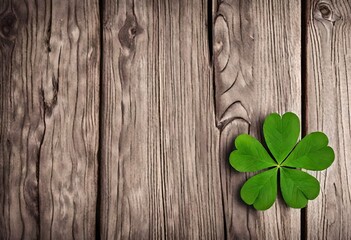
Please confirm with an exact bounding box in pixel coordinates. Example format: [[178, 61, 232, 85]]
[[0, 12, 18, 40], [213, 15, 230, 72], [118, 14, 143, 53], [319, 4, 331, 18], [314, 1, 341, 23]]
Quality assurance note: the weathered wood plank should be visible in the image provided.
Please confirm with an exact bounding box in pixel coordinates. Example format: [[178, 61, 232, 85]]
[[100, 0, 224, 239], [0, 0, 100, 239], [100, 1, 159, 238], [306, 0, 351, 239], [213, 0, 301, 238], [38, 0, 100, 238], [0, 1, 41, 238]]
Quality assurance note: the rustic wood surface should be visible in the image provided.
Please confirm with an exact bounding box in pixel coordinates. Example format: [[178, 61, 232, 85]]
[[0, 1, 41, 238], [213, 0, 301, 239], [100, 0, 223, 239], [306, 0, 351, 239], [0, 0, 100, 239], [0, 0, 350, 239]]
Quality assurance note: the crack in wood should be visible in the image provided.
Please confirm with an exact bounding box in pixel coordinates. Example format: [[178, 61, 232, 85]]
[[42, 48, 60, 118], [45, 0, 52, 53]]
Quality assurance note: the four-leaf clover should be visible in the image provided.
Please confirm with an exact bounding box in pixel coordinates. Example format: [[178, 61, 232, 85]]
[[229, 112, 335, 210]]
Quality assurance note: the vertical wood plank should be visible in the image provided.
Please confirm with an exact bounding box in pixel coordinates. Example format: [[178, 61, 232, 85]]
[[306, 0, 351, 239], [0, 0, 100, 239], [158, 1, 223, 238], [0, 1, 41, 238], [100, 0, 224, 239], [101, 1, 162, 238], [38, 0, 100, 238], [213, 0, 301, 238]]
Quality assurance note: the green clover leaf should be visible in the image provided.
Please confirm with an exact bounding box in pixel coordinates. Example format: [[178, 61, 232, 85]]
[[229, 134, 276, 172], [229, 112, 335, 210]]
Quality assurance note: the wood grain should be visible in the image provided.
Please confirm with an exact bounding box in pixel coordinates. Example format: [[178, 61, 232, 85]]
[[100, 0, 224, 239], [1, 0, 350, 238], [0, 0, 100, 239], [306, 0, 351, 239], [0, 1, 41, 238], [213, 0, 302, 238]]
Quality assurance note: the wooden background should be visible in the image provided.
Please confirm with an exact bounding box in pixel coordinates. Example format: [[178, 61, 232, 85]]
[[0, 0, 350, 239]]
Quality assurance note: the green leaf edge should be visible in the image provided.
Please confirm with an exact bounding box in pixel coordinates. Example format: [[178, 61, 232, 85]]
[[229, 134, 277, 172], [280, 167, 321, 209], [281, 131, 335, 171], [263, 112, 300, 164], [240, 168, 278, 211]]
